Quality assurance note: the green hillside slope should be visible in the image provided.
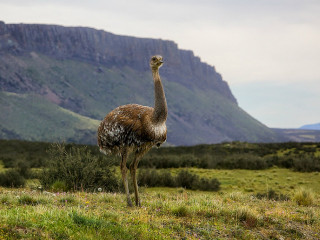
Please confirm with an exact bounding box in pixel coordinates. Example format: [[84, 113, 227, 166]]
[[0, 53, 280, 145], [0, 23, 284, 145], [0, 91, 99, 144]]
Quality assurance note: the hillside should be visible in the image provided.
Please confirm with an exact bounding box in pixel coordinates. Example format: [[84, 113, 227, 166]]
[[273, 128, 320, 142], [300, 123, 320, 130], [0, 21, 282, 145]]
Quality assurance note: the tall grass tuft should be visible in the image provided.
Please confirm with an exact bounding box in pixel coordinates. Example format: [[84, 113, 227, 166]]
[[227, 192, 247, 201], [171, 205, 189, 217], [256, 189, 290, 201], [0, 196, 10, 204], [293, 188, 315, 206], [234, 206, 259, 228], [59, 196, 76, 205], [18, 195, 39, 205], [70, 212, 102, 228]]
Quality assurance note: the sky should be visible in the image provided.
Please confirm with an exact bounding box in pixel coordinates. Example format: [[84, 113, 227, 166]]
[[1, 0, 319, 128]]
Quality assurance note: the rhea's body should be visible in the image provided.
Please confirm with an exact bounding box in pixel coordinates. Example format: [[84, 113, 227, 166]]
[[98, 104, 167, 155]]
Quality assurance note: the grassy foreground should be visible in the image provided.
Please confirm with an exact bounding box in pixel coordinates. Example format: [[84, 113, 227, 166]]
[[1, 168, 320, 239]]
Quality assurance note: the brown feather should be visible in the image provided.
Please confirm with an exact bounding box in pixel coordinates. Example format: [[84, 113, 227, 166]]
[[97, 104, 167, 155]]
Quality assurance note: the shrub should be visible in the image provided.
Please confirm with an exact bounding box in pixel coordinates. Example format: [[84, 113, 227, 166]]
[[138, 169, 220, 191], [39, 143, 119, 192], [175, 170, 198, 189], [0, 169, 26, 187], [15, 160, 31, 179], [193, 177, 221, 191], [51, 181, 69, 192], [293, 155, 320, 172], [293, 188, 315, 206], [138, 169, 175, 188], [175, 170, 221, 191], [138, 169, 160, 187], [160, 170, 176, 187]]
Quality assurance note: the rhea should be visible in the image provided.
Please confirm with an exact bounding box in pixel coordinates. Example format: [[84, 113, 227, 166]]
[[97, 55, 167, 207]]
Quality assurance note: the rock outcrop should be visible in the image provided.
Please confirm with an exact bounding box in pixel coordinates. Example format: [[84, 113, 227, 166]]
[[0, 22, 236, 103]]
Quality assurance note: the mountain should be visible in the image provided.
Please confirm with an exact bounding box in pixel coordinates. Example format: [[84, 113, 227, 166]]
[[0, 21, 282, 145], [300, 123, 320, 130], [273, 128, 320, 142]]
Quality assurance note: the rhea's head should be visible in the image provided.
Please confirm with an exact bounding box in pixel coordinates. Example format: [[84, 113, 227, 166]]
[[150, 55, 163, 69]]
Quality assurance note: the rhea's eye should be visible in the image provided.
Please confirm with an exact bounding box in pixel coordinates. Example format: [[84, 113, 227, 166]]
[[152, 57, 156, 61]]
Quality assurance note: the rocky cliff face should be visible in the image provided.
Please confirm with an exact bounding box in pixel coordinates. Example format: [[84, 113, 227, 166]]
[[0, 21, 236, 103], [0, 21, 282, 145]]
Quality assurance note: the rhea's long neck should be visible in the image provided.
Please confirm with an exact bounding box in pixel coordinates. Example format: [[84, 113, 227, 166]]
[[152, 67, 167, 123]]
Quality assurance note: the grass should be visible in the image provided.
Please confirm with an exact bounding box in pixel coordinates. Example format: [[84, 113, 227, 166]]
[[158, 167, 320, 194], [0, 91, 99, 144], [0, 168, 320, 239], [293, 188, 315, 206]]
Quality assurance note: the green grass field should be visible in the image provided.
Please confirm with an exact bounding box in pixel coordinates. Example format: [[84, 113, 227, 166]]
[[176, 168, 320, 194], [1, 167, 319, 239]]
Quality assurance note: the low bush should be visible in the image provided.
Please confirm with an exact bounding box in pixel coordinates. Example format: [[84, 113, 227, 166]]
[[193, 177, 221, 191], [175, 170, 198, 189], [292, 155, 320, 172], [138, 169, 175, 188], [51, 180, 69, 192], [138, 169, 220, 191], [15, 160, 31, 179], [0, 169, 26, 187], [39, 143, 119, 192]]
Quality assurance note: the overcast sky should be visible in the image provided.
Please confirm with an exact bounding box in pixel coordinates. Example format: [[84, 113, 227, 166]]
[[1, 0, 319, 128]]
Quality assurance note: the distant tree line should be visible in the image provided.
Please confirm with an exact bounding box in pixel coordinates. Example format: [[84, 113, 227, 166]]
[[0, 141, 221, 191], [139, 142, 320, 172], [0, 140, 320, 174]]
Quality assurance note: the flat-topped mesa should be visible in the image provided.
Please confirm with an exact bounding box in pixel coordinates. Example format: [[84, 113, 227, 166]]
[[0, 22, 237, 104]]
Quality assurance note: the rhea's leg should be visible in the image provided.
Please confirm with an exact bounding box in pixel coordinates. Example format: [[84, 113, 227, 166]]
[[120, 151, 133, 207], [130, 152, 142, 207]]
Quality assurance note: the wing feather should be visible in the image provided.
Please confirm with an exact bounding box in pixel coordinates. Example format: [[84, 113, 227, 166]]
[[97, 104, 154, 154]]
